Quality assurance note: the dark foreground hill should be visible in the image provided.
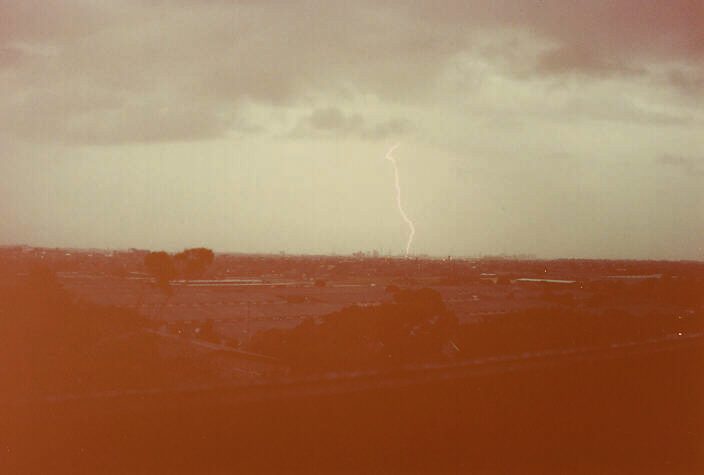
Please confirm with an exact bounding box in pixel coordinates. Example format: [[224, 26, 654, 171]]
[[3, 336, 703, 474]]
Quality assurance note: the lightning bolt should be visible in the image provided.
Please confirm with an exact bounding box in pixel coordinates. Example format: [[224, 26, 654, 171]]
[[385, 143, 415, 257]]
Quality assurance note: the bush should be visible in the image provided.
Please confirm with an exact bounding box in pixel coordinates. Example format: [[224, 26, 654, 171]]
[[249, 288, 457, 372]]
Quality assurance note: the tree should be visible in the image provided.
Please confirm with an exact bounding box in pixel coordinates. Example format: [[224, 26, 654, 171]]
[[144, 251, 176, 292], [174, 248, 215, 280]]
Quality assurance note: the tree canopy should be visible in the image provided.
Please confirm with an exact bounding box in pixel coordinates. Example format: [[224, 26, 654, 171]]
[[174, 248, 215, 279]]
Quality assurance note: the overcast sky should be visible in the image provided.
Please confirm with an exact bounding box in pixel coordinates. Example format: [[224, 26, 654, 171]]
[[1, 0, 703, 259]]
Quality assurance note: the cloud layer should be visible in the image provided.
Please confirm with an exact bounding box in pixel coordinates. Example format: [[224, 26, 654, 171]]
[[1, 0, 701, 144]]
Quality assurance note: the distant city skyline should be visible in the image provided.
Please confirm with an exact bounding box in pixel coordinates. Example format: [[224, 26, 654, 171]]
[[1, 1, 702, 260]]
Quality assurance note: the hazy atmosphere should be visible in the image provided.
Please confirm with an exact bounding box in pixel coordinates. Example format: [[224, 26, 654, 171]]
[[2, 0, 703, 259]]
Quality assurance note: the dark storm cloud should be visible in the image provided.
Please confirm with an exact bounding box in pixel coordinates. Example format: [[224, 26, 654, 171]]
[[292, 107, 411, 140], [0, 1, 464, 143], [534, 45, 646, 78], [308, 108, 365, 132], [412, 0, 703, 87], [0, 0, 702, 144], [414, 0, 704, 62], [666, 70, 704, 98], [0, 0, 108, 46]]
